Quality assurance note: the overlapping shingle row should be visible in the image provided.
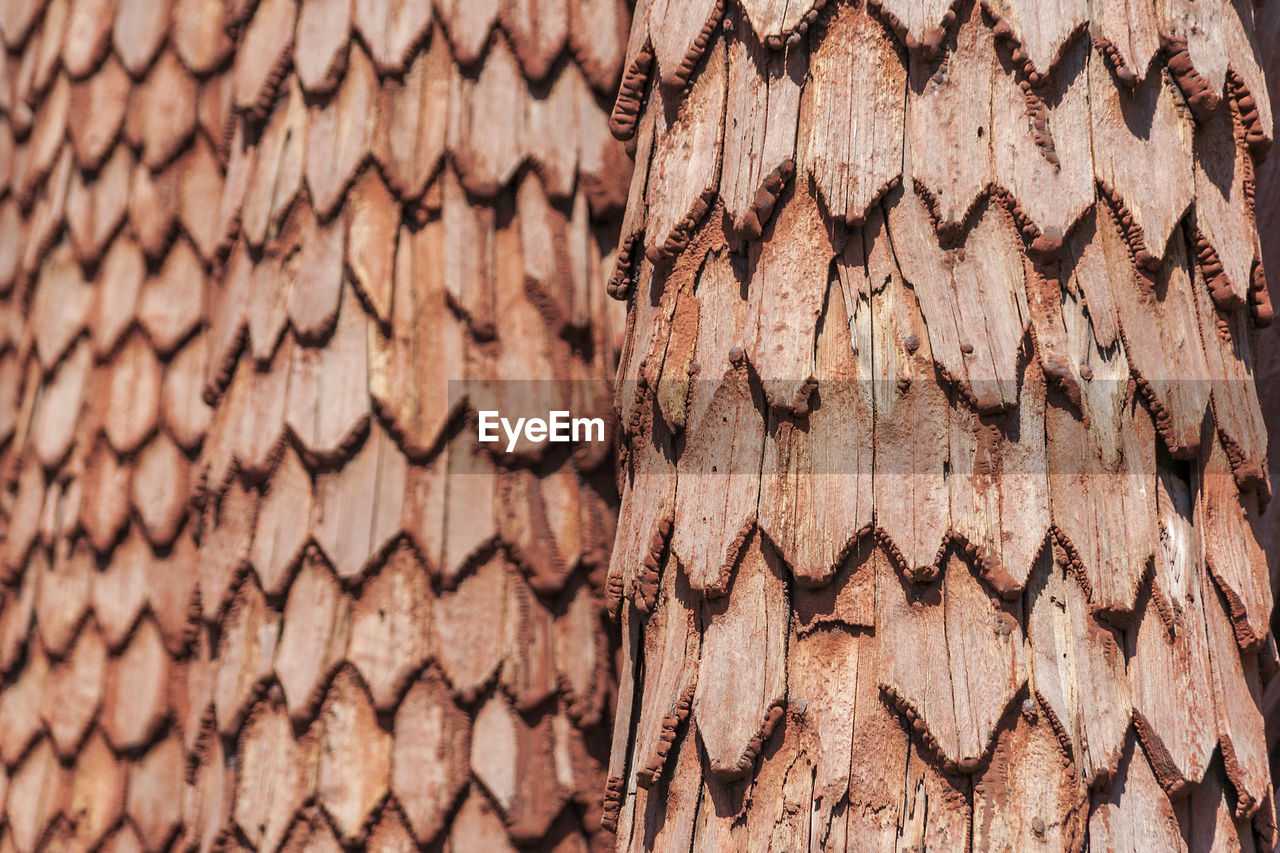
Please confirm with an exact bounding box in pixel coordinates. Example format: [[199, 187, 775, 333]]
[[1248, 2, 1280, 845], [604, 0, 1277, 848], [0, 0, 630, 849]]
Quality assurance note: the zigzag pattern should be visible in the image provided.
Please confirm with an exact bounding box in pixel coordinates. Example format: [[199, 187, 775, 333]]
[[604, 0, 1278, 849], [0, 0, 630, 849]]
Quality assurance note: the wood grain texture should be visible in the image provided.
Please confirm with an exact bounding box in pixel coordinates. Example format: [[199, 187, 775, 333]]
[[0, 4, 630, 852], [799, 1, 903, 227], [721, 24, 804, 237], [642, 36, 725, 261], [1254, 18, 1280, 815], [608, 2, 1277, 848], [758, 271, 873, 585]]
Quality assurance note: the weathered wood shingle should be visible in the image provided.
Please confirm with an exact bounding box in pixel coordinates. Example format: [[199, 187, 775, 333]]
[[0, 2, 630, 850], [606, 0, 1278, 848]]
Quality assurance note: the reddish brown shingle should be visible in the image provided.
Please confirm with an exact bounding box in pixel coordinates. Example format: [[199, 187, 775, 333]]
[[606, 0, 1277, 847], [0, 3, 629, 849]]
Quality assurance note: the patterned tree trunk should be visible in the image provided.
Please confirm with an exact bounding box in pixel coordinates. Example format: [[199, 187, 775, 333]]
[[0, 1, 630, 850], [603, 1, 1277, 849]]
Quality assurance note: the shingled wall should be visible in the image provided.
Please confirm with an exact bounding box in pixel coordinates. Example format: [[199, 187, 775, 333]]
[[1253, 3, 1280, 849], [603, 0, 1279, 849], [0, 0, 632, 849], [4, 0, 1280, 851]]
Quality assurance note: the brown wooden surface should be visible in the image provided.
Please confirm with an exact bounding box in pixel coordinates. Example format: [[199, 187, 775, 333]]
[[606, 0, 1278, 849], [1252, 5, 1280, 846], [0, 1, 630, 850]]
